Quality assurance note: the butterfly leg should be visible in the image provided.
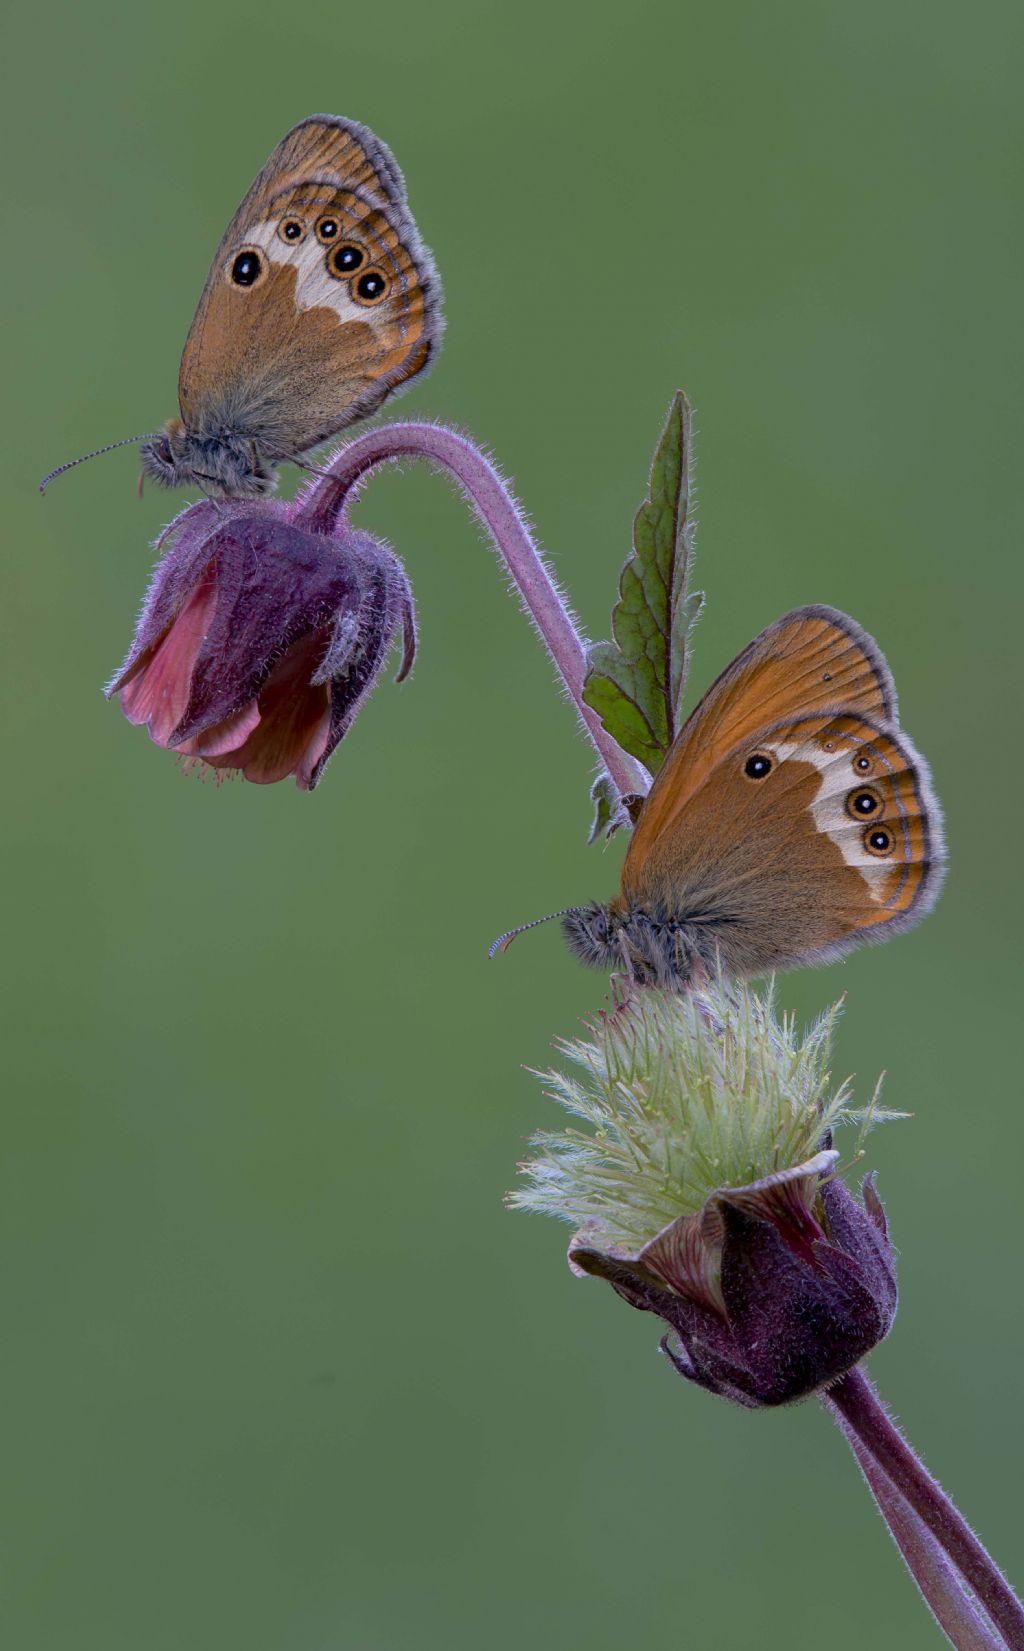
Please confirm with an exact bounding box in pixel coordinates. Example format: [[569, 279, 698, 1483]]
[[190, 473, 226, 512], [616, 930, 639, 984], [683, 940, 709, 992]]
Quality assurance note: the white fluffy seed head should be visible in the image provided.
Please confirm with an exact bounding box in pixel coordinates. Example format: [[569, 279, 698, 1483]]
[[511, 975, 898, 1254]]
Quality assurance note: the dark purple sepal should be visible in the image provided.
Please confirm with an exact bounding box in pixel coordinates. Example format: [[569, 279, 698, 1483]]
[[175, 520, 366, 745], [715, 1198, 890, 1404], [309, 539, 417, 790], [820, 1171, 898, 1325], [660, 1334, 762, 1409]]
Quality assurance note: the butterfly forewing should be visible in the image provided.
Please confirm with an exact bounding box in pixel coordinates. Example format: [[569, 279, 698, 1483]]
[[625, 606, 897, 873], [177, 115, 440, 459]]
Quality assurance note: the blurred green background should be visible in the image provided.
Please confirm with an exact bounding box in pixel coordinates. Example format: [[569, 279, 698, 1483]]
[[2, 1, 1021, 1646]]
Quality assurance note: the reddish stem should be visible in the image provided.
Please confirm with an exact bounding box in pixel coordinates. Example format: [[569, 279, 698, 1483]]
[[826, 1369, 1024, 1651], [830, 1399, 1003, 1649], [294, 424, 650, 802]]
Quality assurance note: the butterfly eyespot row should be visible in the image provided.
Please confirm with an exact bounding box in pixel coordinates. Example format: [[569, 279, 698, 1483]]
[[743, 753, 773, 780], [229, 249, 263, 288], [847, 787, 882, 819], [328, 243, 365, 277], [163, 116, 444, 502], [353, 269, 389, 305], [865, 827, 894, 857]]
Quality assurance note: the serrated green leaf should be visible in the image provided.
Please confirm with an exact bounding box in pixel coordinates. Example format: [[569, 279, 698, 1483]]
[[582, 392, 702, 774]]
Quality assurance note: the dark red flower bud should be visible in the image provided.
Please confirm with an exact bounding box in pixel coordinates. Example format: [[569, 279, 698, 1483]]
[[570, 1151, 897, 1408], [107, 492, 415, 790]]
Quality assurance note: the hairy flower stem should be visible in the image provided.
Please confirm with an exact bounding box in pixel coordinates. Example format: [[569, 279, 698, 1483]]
[[825, 1369, 1024, 1651], [298, 424, 650, 801], [835, 1425, 1003, 1649]]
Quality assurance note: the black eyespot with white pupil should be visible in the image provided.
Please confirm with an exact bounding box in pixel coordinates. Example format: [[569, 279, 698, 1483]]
[[855, 754, 871, 771], [354, 270, 388, 303], [744, 753, 773, 780], [316, 217, 339, 242], [280, 219, 304, 242], [849, 789, 881, 817], [230, 251, 262, 287], [330, 244, 364, 275], [865, 828, 893, 856]]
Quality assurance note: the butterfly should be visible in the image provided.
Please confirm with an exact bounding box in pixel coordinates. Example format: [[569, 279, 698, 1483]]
[[493, 606, 945, 988], [41, 114, 441, 497]]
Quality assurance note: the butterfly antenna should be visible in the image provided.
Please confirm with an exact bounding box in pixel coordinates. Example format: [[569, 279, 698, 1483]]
[[487, 908, 579, 959], [39, 433, 159, 494]]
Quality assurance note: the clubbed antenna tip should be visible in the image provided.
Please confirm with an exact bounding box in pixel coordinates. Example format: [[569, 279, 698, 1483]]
[[487, 909, 578, 959]]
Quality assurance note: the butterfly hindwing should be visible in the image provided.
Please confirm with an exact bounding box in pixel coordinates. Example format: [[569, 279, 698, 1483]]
[[177, 114, 441, 459]]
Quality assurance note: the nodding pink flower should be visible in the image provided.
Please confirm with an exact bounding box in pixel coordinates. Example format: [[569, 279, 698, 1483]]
[[107, 493, 415, 791]]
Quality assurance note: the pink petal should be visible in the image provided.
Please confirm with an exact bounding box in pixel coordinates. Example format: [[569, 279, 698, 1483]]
[[200, 631, 331, 786], [176, 699, 262, 758], [294, 705, 333, 791], [119, 568, 218, 746]]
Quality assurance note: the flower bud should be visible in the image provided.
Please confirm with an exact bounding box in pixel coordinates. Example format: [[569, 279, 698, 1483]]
[[571, 1152, 896, 1406], [107, 491, 415, 791], [514, 980, 900, 1407]]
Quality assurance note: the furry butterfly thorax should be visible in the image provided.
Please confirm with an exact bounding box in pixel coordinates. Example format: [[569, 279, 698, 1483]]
[[497, 606, 945, 990], [42, 115, 442, 498]]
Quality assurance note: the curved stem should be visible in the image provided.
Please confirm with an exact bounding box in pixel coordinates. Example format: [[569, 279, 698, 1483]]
[[826, 1368, 1024, 1651], [294, 424, 649, 801], [829, 1395, 1004, 1650]]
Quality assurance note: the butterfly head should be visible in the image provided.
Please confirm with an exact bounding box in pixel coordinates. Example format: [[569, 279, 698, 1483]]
[[139, 419, 278, 496]]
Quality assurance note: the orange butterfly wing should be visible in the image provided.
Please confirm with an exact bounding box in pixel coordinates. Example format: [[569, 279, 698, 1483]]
[[619, 607, 943, 972], [177, 115, 441, 457]]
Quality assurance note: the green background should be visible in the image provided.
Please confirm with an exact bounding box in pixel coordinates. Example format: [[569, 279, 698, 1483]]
[[3, 1, 1021, 1646]]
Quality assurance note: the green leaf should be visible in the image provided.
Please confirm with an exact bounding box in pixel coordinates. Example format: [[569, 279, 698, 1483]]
[[587, 773, 629, 844], [583, 392, 703, 774]]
